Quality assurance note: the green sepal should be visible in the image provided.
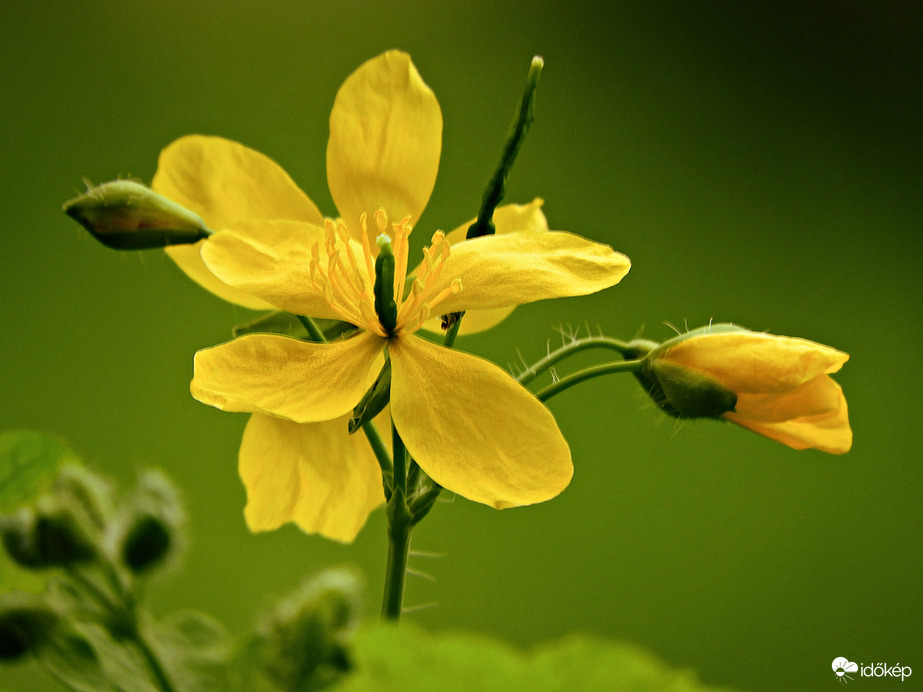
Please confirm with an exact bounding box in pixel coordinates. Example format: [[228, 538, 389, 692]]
[[646, 360, 737, 419], [349, 360, 391, 435], [63, 180, 210, 250]]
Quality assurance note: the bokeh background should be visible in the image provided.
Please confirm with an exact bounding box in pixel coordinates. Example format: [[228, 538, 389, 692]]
[[2, 2, 921, 690]]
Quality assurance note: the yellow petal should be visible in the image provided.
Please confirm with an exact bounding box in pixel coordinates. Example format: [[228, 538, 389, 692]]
[[429, 231, 631, 315], [152, 135, 324, 229], [239, 413, 386, 542], [732, 375, 843, 423], [200, 221, 341, 319], [191, 332, 384, 423], [326, 51, 442, 237], [725, 383, 852, 454], [422, 199, 549, 334], [663, 332, 849, 394], [389, 334, 573, 508], [153, 135, 324, 309]]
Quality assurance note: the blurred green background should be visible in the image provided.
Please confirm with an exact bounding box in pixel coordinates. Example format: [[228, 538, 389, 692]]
[[2, 1, 921, 690]]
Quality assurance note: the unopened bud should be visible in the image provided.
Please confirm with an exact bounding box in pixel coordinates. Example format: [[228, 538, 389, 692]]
[[259, 568, 363, 690], [646, 359, 737, 419], [63, 180, 210, 250], [635, 324, 744, 419], [1, 501, 97, 570], [117, 469, 183, 574], [0, 593, 59, 660]]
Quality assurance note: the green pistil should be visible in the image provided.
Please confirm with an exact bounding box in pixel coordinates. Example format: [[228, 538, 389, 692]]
[[374, 234, 398, 334]]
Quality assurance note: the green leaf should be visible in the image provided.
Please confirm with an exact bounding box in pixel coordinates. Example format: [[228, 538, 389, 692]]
[[0, 431, 78, 512], [34, 625, 118, 692], [146, 610, 232, 691], [334, 624, 738, 692]]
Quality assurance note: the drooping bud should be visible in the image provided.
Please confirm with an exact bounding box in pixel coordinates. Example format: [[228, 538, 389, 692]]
[[257, 568, 363, 691], [373, 234, 398, 334], [0, 593, 59, 660], [117, 470, 183, 575], [63, 180, 210, 250]]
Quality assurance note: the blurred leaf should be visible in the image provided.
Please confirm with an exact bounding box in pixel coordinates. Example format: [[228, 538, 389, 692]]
[[70, 622, 159, 692], [0, 431, 78, 512], [147, 610, 232, 691], [335, 624, 737, 692], [35, 625, 117, 692]]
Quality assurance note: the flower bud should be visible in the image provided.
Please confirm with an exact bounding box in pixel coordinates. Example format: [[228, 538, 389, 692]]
[[0, 593, 59, 660], [63, 180, 210, 250], [635, 323, 852, 454], [644, 359, 738, 419], [258, 568, 363, 690], [1, 500, 97, 570], [117, 469, 183, 575]]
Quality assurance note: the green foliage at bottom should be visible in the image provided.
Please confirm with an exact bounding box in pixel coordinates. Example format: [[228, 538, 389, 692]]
[[335, 623, 736, 692]]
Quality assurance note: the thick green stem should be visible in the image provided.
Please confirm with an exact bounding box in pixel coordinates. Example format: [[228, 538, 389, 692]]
[[381, 505, 412, 621], [382, 424, 413, 620], [536, 359, 643, 402]]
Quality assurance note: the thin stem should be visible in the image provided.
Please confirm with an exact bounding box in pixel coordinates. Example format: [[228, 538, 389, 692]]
[[297, 314, 326, 342], [66, 566, 177, 692], [536, 359, 643, 402], [132, 630, 178, 692], [362, 420, 393, 487], [516, 335, 633, 388]]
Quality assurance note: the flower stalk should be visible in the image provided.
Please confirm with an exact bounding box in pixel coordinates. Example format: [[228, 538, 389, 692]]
[[467, 56, 544, 240]]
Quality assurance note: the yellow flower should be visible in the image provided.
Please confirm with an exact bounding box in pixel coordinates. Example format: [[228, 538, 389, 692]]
[[191, 205, 630, 516], [148, 51, 629, 542], [640, 325, 852, 454]]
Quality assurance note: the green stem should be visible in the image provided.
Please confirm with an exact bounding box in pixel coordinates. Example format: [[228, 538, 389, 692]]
[[381, 507, 412, 621], [132, 628, 178, 692], [297, 314, 326, 342], [382, 424, 413, 620], [66, 566, 177, 692], [536, 359, 643, 402], [516, 335, 633, 387]]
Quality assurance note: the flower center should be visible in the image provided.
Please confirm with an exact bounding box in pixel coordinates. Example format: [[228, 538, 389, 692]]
[[308, 209, 461, 337]]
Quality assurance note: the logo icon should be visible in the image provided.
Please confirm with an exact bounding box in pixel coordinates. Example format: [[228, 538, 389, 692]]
[[833, 657, 859, 683]]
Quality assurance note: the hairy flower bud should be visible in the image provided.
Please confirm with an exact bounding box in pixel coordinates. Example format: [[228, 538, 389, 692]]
[[1, 500, 97, 570], [117, 469, 183, 574], [258, 568, 363, 690], [0, 593, 59, 660], [635, 323, 852, 453], [63, 180, 210, 250]]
